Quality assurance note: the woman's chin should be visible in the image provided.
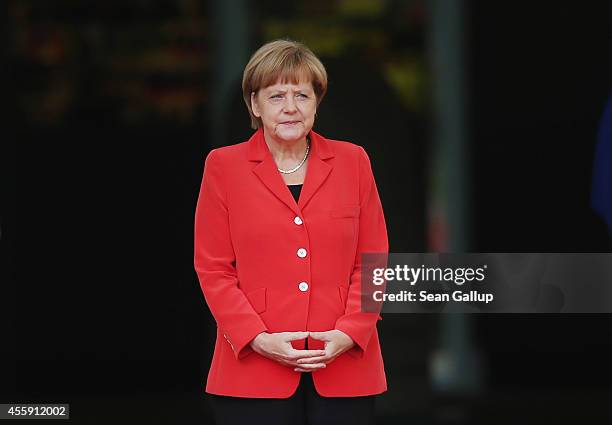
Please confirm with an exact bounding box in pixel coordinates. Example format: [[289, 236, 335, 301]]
[[274, 128, 306, 142]]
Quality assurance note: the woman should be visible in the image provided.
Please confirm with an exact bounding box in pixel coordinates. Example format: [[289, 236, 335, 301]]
[[194, 39, 388, 425]]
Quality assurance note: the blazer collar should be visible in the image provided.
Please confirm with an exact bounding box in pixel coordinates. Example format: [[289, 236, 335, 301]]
[[248, 128, 335, 214]]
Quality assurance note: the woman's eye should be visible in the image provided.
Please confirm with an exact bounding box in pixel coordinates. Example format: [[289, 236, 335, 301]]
[[270, 95, 282, 99], [297, 94, 308, 98]]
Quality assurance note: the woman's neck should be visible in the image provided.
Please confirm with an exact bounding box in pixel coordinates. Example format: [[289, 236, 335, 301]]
[[263, 132, 309, 162]]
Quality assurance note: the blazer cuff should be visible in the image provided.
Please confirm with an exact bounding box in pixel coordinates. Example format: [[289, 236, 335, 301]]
[[223, 322, 268, 361], [335, 321, 371, 360], [336, 328, 365, 359]]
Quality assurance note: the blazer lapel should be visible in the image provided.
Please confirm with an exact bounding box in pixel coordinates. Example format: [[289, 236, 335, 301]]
[[298, 130, 334, 210], [247, 128, 335, 213], [249, 129, 300, 215]]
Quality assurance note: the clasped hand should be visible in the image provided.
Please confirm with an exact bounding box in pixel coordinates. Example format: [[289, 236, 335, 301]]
[[250, 330, 355, 372]]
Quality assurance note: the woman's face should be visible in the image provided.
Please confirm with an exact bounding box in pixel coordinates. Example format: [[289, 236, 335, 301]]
[[251, 79, 317, 143]]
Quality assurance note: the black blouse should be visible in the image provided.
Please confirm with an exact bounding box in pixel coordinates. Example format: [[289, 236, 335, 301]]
[[287, 184, 303, 203]]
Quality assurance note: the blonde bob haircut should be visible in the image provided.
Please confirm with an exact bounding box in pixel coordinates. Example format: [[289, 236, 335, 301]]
[[242, 39, 328, 129]]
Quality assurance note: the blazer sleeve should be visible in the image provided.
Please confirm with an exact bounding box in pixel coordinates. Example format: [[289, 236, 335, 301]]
[[194, 149, 268, 360], [334, 146, 388, 359]]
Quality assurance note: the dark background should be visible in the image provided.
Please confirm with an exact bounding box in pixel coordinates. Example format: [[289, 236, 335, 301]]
[[5, 1, 612, 423]]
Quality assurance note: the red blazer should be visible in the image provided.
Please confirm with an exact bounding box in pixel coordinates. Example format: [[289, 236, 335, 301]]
[[194, 128, 388, 398]]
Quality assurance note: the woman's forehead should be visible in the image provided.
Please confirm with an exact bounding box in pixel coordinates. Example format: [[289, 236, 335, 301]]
[[263, 79, 313, 91]]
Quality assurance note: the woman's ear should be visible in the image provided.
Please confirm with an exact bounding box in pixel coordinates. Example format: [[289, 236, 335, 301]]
[[250, 92, 260, 117]]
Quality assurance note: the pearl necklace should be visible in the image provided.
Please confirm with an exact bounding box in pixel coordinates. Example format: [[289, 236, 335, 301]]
[[277, 140, 310, 174]]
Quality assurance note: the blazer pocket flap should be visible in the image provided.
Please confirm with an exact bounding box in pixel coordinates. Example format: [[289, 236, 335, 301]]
[[245, 287, 266, 314], [330, 205, 360, 218]]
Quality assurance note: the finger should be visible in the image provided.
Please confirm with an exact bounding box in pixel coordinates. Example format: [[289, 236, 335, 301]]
[[296, 355, 329, 364], [291, 349, 327, 358], [286, 349, 326, 361], [285, 331, 310, 341], [294, 364, 326, 372], [308, 331, 328, 341], [294, 362, 326, 370]]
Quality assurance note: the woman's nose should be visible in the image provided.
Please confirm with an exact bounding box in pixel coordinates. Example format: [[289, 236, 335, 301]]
[[283, 96, 297, 113]]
